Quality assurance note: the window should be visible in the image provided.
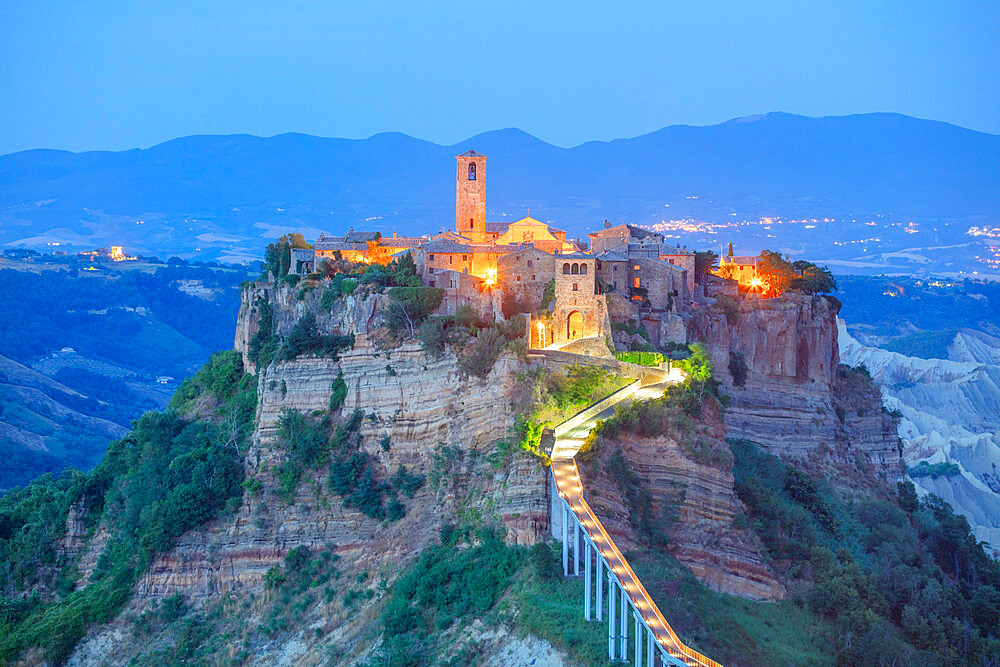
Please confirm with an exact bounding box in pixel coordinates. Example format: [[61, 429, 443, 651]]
[[429, 254, 435, 261], [668, 259, 675, 265], [563, 263, 571, 274], [634, 264, 641, 271], [571, 263, 579, 275], [531, 275, 536, 281], [450, 280, 456, 288], [469, 217, 474, 228], [469, 162, 476, 180], [613, 265, 618, 272], [581, 264, 588, 275], [633, 277, 640, 288], [572, 283, 578, 291], [429, 268, 435, 274], [596, 262, 602, 270], [527, 260, 533, 268], [449, 256, 453, 264], [462, 254, 468, 261], [429, 280, 435, 287], [516, 276, 521, 281]]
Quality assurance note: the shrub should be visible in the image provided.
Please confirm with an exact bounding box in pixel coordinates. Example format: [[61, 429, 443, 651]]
[[614, 350, 665, 366], [457, 326, 507, 378], [329, 371, 347, 410], [377, 527, 523, 662], [247, 299, 279, 369], [907, 460, 961, 478], [384, 287, 444, 335], [713, 294, 739, 325], [728, 350, 748, 387], [279, 312, 354, 362], [417, 317, 448, 357], [530, 542, 559, 579]]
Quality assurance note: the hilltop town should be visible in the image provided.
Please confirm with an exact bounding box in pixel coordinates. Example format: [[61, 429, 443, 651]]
[[283, 150, 833, 355]]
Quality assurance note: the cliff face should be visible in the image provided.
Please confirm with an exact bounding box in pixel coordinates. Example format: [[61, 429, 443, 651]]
[[689, 293, 903, 489], [235, 279, 387, 368], [579, 400, 784, 601], [138, 335, 548, 601]]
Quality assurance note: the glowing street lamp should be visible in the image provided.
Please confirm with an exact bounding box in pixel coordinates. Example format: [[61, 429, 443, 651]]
[[483, 267, 497, 287]]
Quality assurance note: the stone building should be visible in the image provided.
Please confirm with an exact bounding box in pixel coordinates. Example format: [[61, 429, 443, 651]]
[[587, 222, 664, 255], [455, 151, 488, 242], [719, 252, 758, 285], [497, 246, 556, 312], [546, 253, 607, 347]]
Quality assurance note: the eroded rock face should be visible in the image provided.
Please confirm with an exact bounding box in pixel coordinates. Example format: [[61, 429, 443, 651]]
[[137, 334, 549, 600], [689, 293, 903, 489], [579, 402, 784, 601]]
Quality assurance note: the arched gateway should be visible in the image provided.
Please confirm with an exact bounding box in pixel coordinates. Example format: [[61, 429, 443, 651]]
[[567, 310, 584, 340]]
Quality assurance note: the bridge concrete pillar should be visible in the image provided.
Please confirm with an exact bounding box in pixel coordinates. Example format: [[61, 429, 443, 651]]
[[573, 521, 580, 576], [561, 502, 568, 576], [619, 588, 628, 659], [584, 540, 592, 620], [595, 555, 603, 622], [608, 572, 616, 661], [632, 611, 642, 667]]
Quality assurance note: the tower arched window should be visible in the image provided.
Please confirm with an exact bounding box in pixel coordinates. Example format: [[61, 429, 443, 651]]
[[571, 263, 579, 275], [468, 163, 476, 180], [563, 263, 571, 274], [580, 264, 588, 275]]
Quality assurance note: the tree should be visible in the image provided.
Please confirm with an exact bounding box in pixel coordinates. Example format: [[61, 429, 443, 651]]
[[384, 287, 444, 336], [792, 261, 837, 294], [694, 251, 718, 284], [757, 250, 795, 296]]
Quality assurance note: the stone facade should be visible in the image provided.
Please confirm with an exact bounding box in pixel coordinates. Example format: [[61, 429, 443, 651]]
[[549, 253, 606, 346]]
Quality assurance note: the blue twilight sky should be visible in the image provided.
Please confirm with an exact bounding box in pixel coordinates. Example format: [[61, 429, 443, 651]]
[[1, 0, 998, 155]]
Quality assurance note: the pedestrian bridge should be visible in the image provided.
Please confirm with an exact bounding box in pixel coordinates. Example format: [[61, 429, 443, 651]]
[[549, 375, 723, 666]]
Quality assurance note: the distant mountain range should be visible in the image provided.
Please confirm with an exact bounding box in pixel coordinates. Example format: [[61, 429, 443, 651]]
[[1, 112, 998, 266]]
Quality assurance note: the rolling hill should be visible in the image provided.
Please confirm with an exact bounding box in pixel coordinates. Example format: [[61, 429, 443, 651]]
[[2, 113, 998, 267]]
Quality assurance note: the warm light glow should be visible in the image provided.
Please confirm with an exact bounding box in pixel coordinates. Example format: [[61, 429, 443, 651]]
[[749, 277, 764, 288], [483, 267, 497, 286]]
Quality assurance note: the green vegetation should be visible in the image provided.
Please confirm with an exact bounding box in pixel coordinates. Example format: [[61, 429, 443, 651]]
[[728, 350, 748, 388], [329, 371, 348, 410], [713, 294, 739, 324], [731, 439, 1000, 663], [606, 450, 669, 548], [279, 312, 354, 362], [0, 353, 255, 664], [884, 329, 959, 360], [614, 350, 665, 366], [262, 233, 312, 280], [0, 260, 255, 488], [417, 309, 526, 377], [384, 287, 445, 336], [261, 545, 341, 636], [247, 297, 280, 369], [373, 526, 523, 665], [540, 279, 556, 311], [611, 318, 652, 342], [908, 460, 962, 478]]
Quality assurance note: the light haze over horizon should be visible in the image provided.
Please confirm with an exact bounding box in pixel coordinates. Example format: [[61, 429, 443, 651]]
[[1, 0, 998, 155]]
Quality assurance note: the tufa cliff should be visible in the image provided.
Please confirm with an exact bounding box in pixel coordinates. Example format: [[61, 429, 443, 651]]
[[688, 292, 904, 490]]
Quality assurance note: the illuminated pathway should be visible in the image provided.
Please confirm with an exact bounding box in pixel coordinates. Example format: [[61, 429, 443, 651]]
[[550, 374, 724, 667]]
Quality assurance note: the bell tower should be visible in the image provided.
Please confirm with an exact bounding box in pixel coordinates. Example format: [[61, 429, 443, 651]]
[[455, 150, 487, 241]]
